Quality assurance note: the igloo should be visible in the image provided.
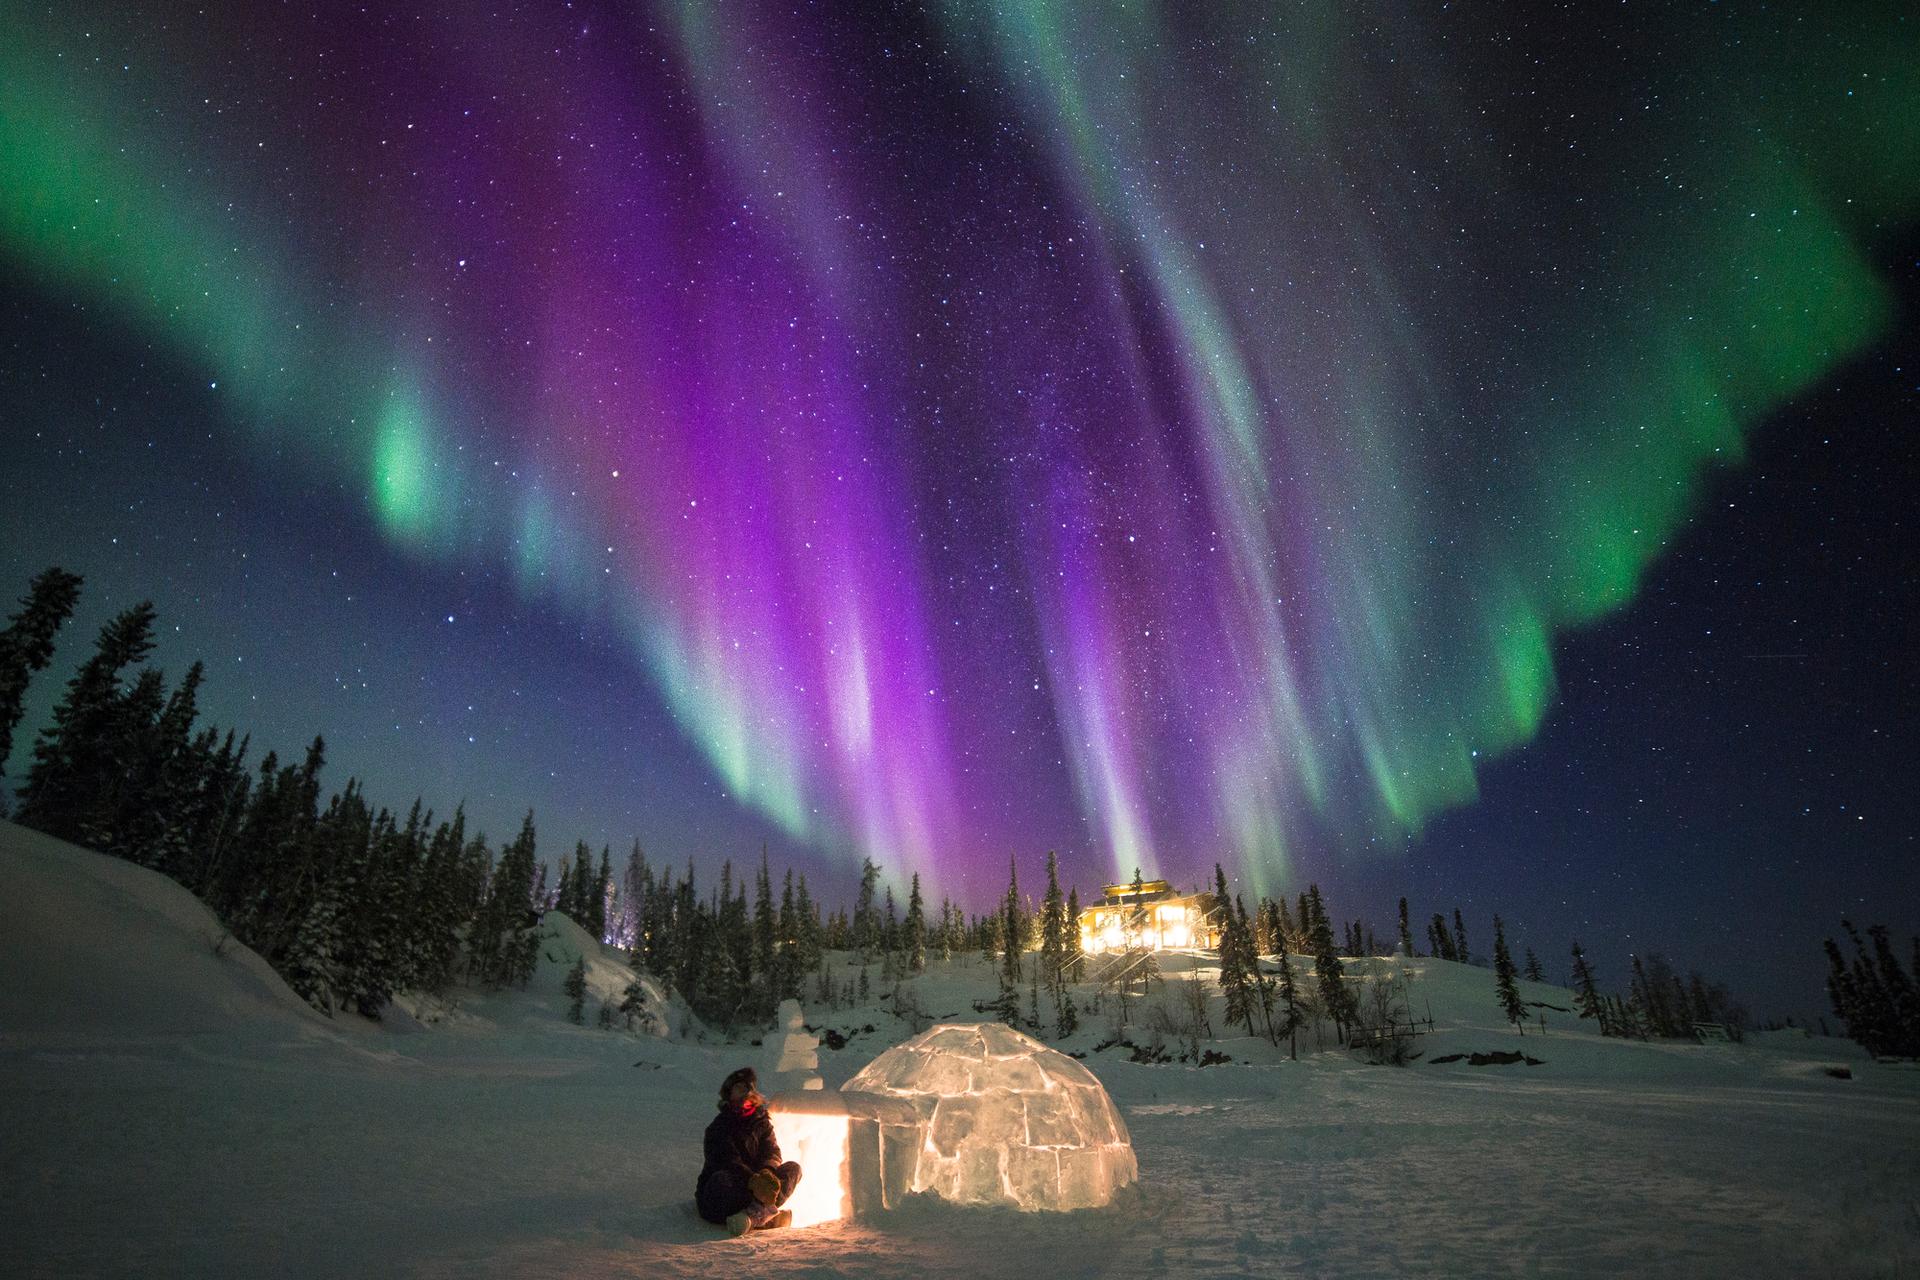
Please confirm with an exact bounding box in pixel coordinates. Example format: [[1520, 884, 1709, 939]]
[[767, 1022, 1135, 1225], [844, 1021, 1136, 1211]]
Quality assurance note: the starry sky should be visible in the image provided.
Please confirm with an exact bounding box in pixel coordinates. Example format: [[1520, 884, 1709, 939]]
[[2, 2, 1915, 1016]]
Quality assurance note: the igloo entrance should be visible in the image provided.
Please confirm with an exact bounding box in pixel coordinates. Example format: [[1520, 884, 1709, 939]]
[[769, 1021, 1135, 1222]]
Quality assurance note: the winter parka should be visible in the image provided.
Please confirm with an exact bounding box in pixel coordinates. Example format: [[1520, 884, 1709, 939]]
[[695, 1100, 794, 1222]]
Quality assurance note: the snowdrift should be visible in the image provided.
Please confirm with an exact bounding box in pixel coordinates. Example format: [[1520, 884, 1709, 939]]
[[0, 819, 340, 1047]]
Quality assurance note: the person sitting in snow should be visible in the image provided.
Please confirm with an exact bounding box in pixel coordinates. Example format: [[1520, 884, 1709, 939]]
[[696, 1066, 802, 1235]]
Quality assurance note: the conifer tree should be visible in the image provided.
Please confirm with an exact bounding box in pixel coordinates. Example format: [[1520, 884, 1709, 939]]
[[472, 812, 540, 988], [16, 600, 158, 843], [1273, 946, 1304, 1059], [775, 870, 801, 1001], [0, 566, 84, 790], [1001, 856, 1024, 985], [905, 872, 927, 973], [1453, 908, 1471, 965], [591, 846, 612, 942], [1570, 941, 1606, 1030], [1824, 922, 1920, 1059], [1236, 893, 1271, 1039], [753, 851, 777, 985], [1398, 898, 1413, 956], [564, 956, 588, 1024], [1040, 852, 1067, 998], [1492, 915, 1526, 1032], [1307, 883, 1355, 1041], [705, 943, 743, 1029], [619, 840, 648, 950], [619, 976, 653, 1031], [1523, 947, 1545, 984], [852, 857, 880, 958], [1253, 897, 1278, 956], [571, 842, 594, 921], [1214, 865, 1253, 1033], [794, 874, 821, 975], [116, 660, 206, 870]]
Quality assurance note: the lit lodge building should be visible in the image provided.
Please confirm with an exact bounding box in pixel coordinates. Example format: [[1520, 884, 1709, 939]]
[[1078, 878, 1221, 956]]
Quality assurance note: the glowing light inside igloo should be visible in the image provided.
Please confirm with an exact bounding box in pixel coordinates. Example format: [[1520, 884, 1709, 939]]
[[766, 1107, 852, 1228], [842, 1021, 1137, 1211]]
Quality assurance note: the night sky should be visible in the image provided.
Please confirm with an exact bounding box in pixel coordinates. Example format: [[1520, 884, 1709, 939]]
[[2, 3, 1915, 1018]]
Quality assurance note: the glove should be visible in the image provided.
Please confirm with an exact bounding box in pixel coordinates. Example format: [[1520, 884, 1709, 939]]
[[749, 1168, 782, 1206]]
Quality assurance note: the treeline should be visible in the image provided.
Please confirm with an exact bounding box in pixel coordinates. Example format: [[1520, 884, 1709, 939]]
[[1824, 922, 1920, 1059]]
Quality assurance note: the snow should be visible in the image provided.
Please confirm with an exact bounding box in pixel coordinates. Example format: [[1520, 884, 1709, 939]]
[[4, 820, 1919, 1278], [843, 1022, 1137, 1211], [764, 997, 824, 1092]]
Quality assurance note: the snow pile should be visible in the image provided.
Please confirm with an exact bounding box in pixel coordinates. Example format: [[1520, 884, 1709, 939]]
[[844, 1021, 1137, 1211]]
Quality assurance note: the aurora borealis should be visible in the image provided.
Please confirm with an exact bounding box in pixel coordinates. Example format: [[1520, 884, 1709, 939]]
[[2, 2, 1916, 1004]]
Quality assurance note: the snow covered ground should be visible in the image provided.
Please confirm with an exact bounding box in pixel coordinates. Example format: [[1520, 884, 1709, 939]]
[[4, 821, 1917, 1278]]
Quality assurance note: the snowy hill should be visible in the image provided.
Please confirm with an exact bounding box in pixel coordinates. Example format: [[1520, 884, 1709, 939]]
[[2, 822, 1916, 1278], [0, 819, 345, 1049]]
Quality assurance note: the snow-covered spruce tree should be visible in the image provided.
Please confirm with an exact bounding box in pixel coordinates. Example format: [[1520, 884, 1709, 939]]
[[112, 661, 206, 871], [1569, 941, 1607, 1032], [1276, 896, 1301, 955], [172, 727, 251, 895], [883, 885, 901, 962], [1050, 873, 1082, 1037], [1398, 898, 1413, 957], [1001, 856, 1024, 986], [225, 736, 328, 964], [795, 874, 822, 975], [905, 872, 927, 974], [852, 857, 880, 959], [15, 600, 157, 844], [772, 871, 799, 1001], [1271, 946, 1304, 1058], [1238, 894, 1276, 1041], [752, 852, 776, 989], [79, 666, 165, 852], [1040, 853, 1069, 1024], [641, 863, 674, 977], [555, 855, 576, 923], [407, 807, 469, 995], [564, 956, 587, 1025], [280, 780, 371, 1014], [1307, 884, 1356, 1042], [1213, 865, 1252, 1032], [618, 840, 648, 950], [1493, 916, 1526, 1033], [571, 842, 594, 923], [473, 811, 540, 988], [0, 566, 84, 802], [591, 846, 612, 942]]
